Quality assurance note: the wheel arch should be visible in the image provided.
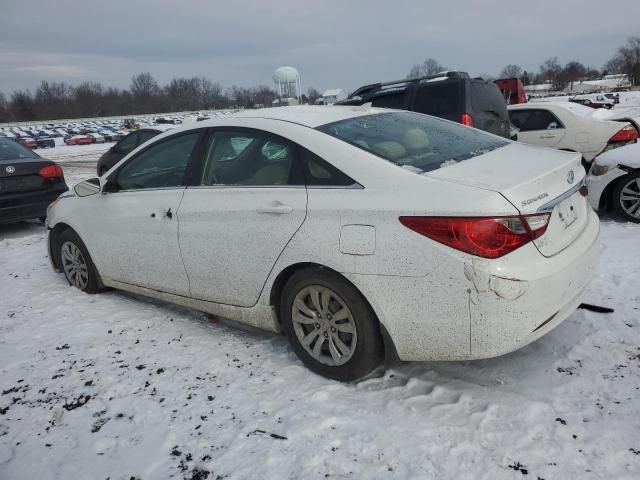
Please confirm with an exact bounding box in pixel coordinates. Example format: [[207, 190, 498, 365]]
[[49, 222, 105, 289], [268, 262, 399, 363]]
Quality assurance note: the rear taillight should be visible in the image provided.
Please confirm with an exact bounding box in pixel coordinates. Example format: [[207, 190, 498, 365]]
[[399, 214, 551, 259], [461, 113, 474, 127], [609, 125, 638, 143], [39, 164, 64, 179]]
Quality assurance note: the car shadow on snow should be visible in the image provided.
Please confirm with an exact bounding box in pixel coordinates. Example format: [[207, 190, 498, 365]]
[[0, 220, 45, 241]]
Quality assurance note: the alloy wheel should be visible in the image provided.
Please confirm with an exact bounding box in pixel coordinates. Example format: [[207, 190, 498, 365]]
[[620, 177, 640, 219], [61, 241, 89, 290], [291, 285, 357, 366]]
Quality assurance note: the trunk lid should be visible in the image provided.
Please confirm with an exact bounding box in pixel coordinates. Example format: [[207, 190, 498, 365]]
[[426, 142, 588, 257], [0, 158, 50, 194]]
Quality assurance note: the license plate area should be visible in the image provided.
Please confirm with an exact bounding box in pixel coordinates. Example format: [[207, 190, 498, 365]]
[[557, 197, 579, 230]]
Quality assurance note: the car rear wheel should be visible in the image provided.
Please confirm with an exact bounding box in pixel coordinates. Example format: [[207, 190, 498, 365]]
[[57, 229, 102, 293], [613, 171, 640, 223], [280, 268, 383, 381]]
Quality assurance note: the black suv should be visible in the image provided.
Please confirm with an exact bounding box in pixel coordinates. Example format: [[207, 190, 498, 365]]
[[338, 72, 511, 138]]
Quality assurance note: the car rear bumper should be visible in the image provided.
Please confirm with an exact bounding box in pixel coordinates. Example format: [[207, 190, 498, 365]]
[[344, 209, 600, 362], [0, 187, 68, 224]]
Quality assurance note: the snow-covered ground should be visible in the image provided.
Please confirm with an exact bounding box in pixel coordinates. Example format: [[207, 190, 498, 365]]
[[2, 121, 640, 480]]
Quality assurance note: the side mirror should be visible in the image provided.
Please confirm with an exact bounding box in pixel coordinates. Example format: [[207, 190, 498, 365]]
[[73, 177, 102, 197]]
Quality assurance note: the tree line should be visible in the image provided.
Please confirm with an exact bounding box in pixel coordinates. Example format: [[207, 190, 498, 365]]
[[408, 36, 640, 90], [0, 72, 323, 123]]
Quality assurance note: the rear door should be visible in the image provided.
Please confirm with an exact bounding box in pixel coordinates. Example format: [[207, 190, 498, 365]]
[[177, 128, 307, 307], [509, 108, 567, 149]]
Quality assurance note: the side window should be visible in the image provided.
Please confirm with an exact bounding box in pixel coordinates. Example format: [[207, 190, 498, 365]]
[[509, 109, 563, 132], [200, 130, 303, 186], [299, 148, 358, 187], [116, 132, 140, 154], [115, 132, 200, 190]]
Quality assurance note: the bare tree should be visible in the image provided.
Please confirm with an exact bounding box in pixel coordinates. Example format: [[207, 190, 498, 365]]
[[539, 57, 565, 89], [606, 36, 640, 86], [499, 64, 523, 78], [130, 72, 160, 98], [307, 87, 321, 104], [407, 58, 445, 79]]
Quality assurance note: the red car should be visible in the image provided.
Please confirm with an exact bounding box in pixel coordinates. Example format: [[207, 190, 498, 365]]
[[494, 78, 527, 105], [65, 135, 93, 145], [16, 136, 37, 149]]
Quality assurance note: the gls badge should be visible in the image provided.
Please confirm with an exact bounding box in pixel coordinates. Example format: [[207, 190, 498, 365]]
[[5, 166, 15, 174], [567, 170, 575, 184]]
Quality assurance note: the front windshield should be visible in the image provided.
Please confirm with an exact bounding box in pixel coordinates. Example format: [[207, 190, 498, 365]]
[[0, 138, 39, 161], [317, 111, 507, 173]]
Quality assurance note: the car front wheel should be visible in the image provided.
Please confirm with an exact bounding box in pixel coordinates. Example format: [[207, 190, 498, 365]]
[[280, 268, 383, 381], [613, 171, 640, 223], [57, 229, 102, 293]]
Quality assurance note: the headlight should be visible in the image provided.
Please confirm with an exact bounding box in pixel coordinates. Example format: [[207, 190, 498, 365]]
[[590, 163, 611, 176]]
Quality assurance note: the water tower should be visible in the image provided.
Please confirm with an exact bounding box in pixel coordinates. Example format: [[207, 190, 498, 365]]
[[273, 66, 301, 103]]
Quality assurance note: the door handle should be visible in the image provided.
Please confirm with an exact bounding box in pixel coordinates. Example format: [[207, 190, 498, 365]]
[[256, 203, 293, 215], [540, 134, 558, 139]]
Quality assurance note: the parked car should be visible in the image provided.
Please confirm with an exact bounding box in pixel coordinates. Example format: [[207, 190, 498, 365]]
[[47, 106, 599, 381], [587, 142, 640, 222], [98, 130, 117, 142], [569, 94, 614, 109], [0, 137, 68, 224], [337, 71, 511, 138], [87, 133, 105, 144], [36, 136, 56, 148], [508, 102, 638, 168], [96, 126, 174, 175], [65, 135, 93, 145], [16, 136, 37, 149]]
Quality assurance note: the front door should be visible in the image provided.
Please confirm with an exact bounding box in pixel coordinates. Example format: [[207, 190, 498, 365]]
[[177, 128, 307, 307], [80, 131, 203, 295]]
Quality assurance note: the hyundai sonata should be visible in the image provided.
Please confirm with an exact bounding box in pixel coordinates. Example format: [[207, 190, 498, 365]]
[[46, 106, 600, 381]]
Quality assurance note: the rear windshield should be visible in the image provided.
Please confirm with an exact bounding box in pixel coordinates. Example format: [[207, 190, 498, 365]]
[[412, 81, 462, 119], [0, 138, 38, 161], [317, 111, 507, 173]]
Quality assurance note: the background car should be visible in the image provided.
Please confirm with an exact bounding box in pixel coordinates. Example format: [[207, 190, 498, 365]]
[[337, 71, 511, 138], [16, 136, 37, 149], [96, 125, 174, 175], [0, 137, 68, 224], [64, 135, 93, 145], [587, 142, 640, 222], [35, 136, 55, 148], [569, 94, 614, 109], [87, 133, 105, 144], [48, 106, 599, 381], [508, 102, 638, 168]]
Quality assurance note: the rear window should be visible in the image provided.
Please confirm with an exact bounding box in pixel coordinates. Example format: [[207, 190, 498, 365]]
[[0, 138, 38, 161], [317, 111, 507, 173], [471, 82, 508, 114], [411, 81, 462, 119]]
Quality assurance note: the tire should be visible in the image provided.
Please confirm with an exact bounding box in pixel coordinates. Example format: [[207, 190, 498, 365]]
[[56, 229, 102, 293], [280, 268, 383, 381], [613, 171, 640, 223]]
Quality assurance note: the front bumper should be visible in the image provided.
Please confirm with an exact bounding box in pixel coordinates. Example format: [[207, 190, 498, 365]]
[[586, 168, 626, 210]]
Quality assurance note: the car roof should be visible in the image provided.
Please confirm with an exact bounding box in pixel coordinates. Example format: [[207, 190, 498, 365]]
[[219, 105, 392, 128]]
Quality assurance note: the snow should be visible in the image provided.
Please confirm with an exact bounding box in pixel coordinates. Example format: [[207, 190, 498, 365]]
[[593, 142, 640, 167], [2, 129, 640, 480]]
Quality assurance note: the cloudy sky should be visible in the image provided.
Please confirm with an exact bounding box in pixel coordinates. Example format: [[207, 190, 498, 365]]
[[1, 0, 638, 95]]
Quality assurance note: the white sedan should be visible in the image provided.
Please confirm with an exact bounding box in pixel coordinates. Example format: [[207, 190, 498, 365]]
[[509, 102, 638, 166], [587, 142, 640, 222], [46, 106, 600, 381]]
